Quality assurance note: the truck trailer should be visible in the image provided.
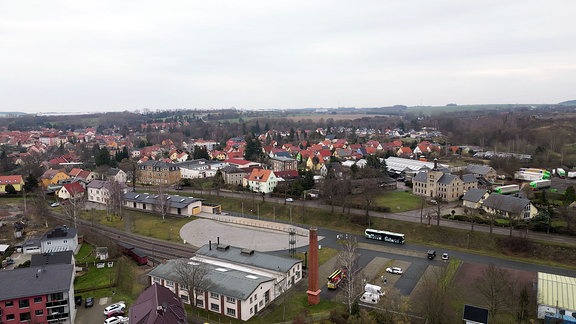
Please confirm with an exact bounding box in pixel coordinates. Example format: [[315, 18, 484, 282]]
[[494, 184, 520, 194], [529, 179, 551, 190]]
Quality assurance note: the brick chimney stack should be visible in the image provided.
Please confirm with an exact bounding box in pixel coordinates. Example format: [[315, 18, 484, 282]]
[[306, 228, 321, 305]]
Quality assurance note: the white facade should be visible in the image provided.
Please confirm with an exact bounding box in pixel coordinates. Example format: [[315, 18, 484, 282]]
[[40, 227, 78, 254]]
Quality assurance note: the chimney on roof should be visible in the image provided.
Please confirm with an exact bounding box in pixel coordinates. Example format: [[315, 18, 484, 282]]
[[217, 237, 220, 245], [209, 240, 212, 250]]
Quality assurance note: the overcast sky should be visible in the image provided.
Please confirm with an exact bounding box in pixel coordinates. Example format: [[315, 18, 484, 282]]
[[1, 1, 575, 113]]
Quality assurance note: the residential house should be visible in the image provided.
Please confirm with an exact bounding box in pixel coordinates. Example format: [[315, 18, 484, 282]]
[[105, 167, 128, 183], [147, 243, 303, 321], [0, 264, 76, 324], [40, 169, 69, 189], [87, 179, 126, 204], [130, 283, 187, 324], [179, 160, 225, 179], [465, 164, 498, 182], [320, 163, 344, 179], [461, 189, 489, 209], [137, 160, 181, 186], [57, 182, 85, 200], [269, 156, 297, 172], [245, 169, 277, 194], [40, 226, 78, 254], [0, 175, 24, 192], [221, 166, 251, 186], [123, 192, 210, 217], [68, 168, 96, 183], [482, 194, 538, 220]]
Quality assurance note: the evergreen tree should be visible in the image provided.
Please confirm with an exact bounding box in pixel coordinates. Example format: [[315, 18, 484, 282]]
[[95, 147, 112, 166]]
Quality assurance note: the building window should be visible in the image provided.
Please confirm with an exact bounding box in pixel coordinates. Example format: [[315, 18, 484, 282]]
[[34, 297, 42, 303], [19, 312, 31, 321], [6, 301, 13, 307], [196, 299, 204, 307], [19, 299, 30, 308], [250, 308, 253, 314], [63, 240, 67, 243], [226, 307, 236, 316], [180, 295, 189, 303], [153, 277, 161, 284], [210, 292, 219, 299], [35, 309, 44, 316], [210, 303, 219, 312], [226, 296, 235, 303], [165, 280, 174, 287], [6, 314, 15, 320], [249, 297, 252, 303]]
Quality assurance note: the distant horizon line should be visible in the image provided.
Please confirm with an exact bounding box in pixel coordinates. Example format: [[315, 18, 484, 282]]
[[1, 101, 574, 116]]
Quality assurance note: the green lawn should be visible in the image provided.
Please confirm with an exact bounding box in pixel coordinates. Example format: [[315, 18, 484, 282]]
[[373, 190, 422, 212]]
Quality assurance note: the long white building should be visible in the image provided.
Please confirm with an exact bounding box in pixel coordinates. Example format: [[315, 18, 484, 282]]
[[148, 243, 303, 321]]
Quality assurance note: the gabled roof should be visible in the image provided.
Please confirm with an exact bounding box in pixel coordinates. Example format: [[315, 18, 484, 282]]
[[30, 251, 73, 267], [197, 244, 301, 273], [461, 188, 488, 203], [247, 169, 274, 182], [129, 283, 187, 324], [148, 258, 275, 300], [0, 264, 74, 300], [483, 194, 531, 214], [62, 182, 85, 195], [461, 174, 478, 183], [437, 173, 459, 185], [466, 164, 494, 176], [0, 175, 24, 184]]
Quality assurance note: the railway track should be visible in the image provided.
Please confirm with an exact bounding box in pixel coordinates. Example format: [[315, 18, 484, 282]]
[[48, 212, 198, 264]]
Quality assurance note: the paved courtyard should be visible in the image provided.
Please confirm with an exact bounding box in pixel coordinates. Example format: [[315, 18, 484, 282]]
[[180, 218, 321, 252]]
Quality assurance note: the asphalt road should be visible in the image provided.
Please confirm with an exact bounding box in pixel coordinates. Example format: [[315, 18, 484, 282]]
[[167, 186, 576, 247]]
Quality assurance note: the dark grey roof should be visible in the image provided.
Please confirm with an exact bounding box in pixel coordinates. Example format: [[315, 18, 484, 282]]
[[197, 244, 301, 273], [87, 179, 107, 189], [221, 165, 247, 174], [30, 251, 74, 266], [148, 259, 275, 300], [0, 264, 74, 300], [461, 174, 478, 183], [41, 226, 77, 241], [462, 189, 488, 203], [437, 173, 458, 185], [124, 192, 202, 209], [483, 194, 531, 214], [466, 164, 493, 176], [413, 171, 427, 182]]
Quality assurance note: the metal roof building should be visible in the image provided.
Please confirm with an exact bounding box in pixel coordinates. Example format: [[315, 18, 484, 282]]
[[385, 157, 448, 174], [538, 272, 576, 319]]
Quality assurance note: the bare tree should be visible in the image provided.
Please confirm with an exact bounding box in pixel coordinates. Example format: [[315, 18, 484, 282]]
[[338, 236, 360, 314], [417, 266, 454, 324], [155, 186, 170, 220], [30, 188, 50, 227], [61, 191, 87, 229], [475, 264, 511, 319], [106, 179, 124, 220], [174, 258, 209, 307]]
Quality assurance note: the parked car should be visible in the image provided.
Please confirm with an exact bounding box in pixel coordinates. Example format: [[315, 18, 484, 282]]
[[427, 250, 436, 260], [385, 267, 403, 275], [85, 297, 94, 308], [285, 198, 294, 202], [50, 202, 60, 207], [104, 303, 126, 316], [104, 316, 129, 324], [174, 185, 183, 190], [74, 296, 82, 307], [442, 253, 449, 261], [5, 257, 14, 265]]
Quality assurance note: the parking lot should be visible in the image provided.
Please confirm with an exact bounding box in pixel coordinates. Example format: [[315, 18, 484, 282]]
[[75, 297, 114, 324]]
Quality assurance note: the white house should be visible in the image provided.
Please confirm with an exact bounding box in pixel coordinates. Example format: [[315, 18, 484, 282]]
[[40, 226, 79, 254]]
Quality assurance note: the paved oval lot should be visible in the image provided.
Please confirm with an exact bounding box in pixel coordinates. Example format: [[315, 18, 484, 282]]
[[180, 218, 317, 252]]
